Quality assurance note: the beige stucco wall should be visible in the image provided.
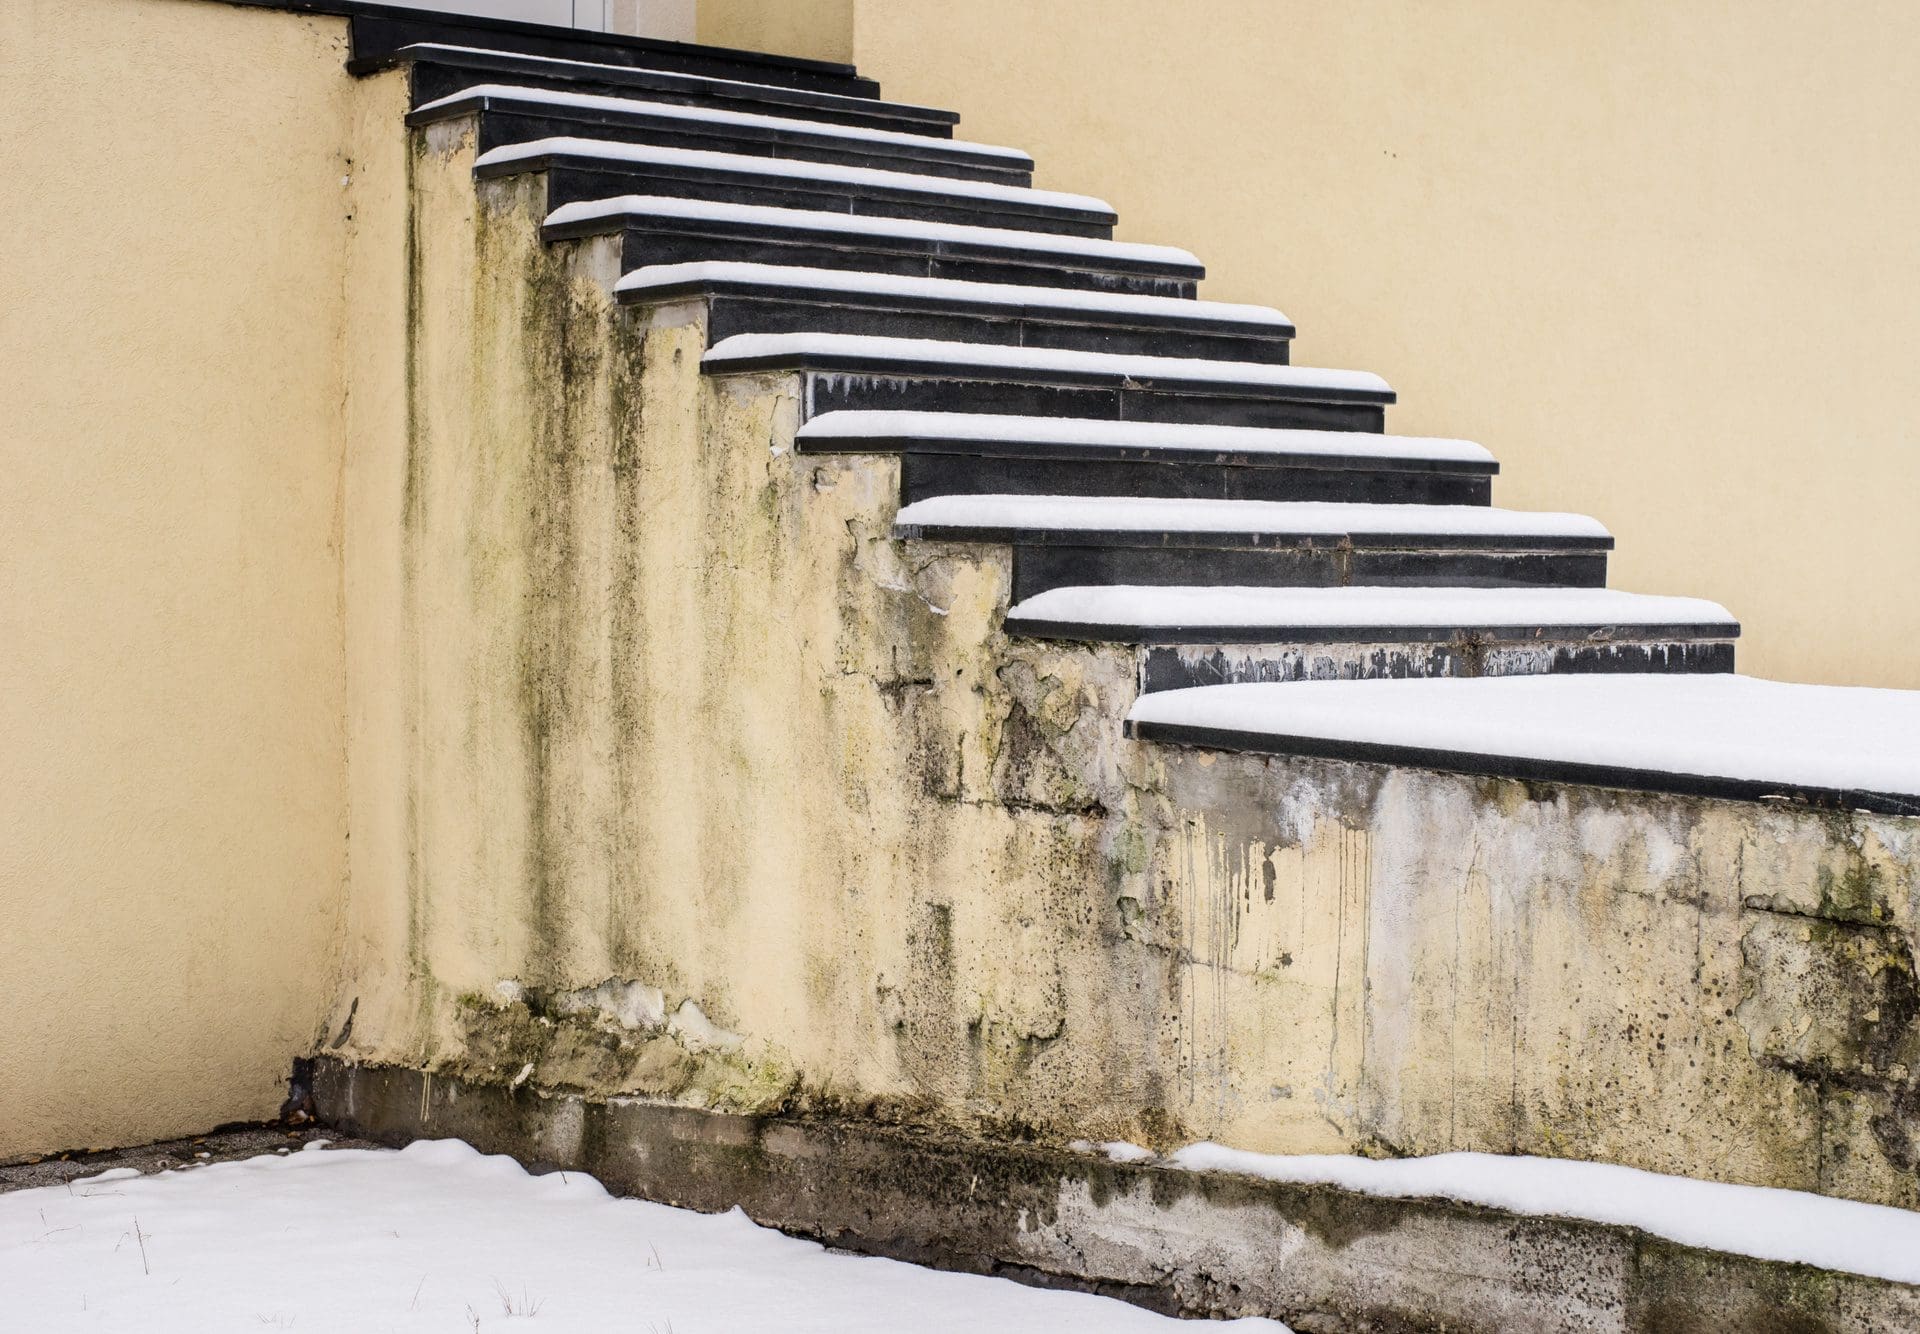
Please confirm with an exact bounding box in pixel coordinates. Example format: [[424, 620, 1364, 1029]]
[[0, 0, 406, 1159], [332, 130, 1920, 1213], [706, 0, 1920, 690]]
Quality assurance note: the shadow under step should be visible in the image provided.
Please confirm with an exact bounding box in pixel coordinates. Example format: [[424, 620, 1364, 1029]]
[[412, 85, 1033, 186], [702, 333, 1389, 429], [483, 137, 1112, 237], [796, 411, 1490, 504], [892, 495, 1612, 599], [1125, 674, 1920, 817], [619, 263, 1291, 364], [548, 201, 1202, 298], [1006, 585, 1738, 688], [364, 43, 956, 138]]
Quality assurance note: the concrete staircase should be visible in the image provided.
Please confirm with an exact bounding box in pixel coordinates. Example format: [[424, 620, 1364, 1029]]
[[327, 11, 1920, 1330], [378, 17, 1743, 710]]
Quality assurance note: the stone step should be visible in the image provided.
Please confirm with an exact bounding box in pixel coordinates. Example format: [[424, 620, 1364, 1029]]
[[547, 199, 1204, 298], [364, 43, 958, 139], [484, 137, 1114, 238], [892, 495, 1612, 599], [411, 85, 1034, 186], [1125, 674, 1920, 817], [1006, 585, 1738, 688], [796, 411, 1492, 505], [617, 263, 1292, 364], [346, 13, 882, 99], [701, 333, 1390, 430]]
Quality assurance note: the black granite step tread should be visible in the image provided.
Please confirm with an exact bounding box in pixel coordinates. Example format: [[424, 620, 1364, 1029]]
[[890, 495, 1610, 598], [366, 42, 957, 137], [796, 412, 1477, 472], [410, 84, 1032, 184], [704, 331, 1387, 404], [1003, 584, 1735, 644], [618, 263, 1291, 361], [892, 495, 1610, 551], [345, 11, 877, 97], [479, 136, 1115, 236], [546, 198, 1203, 296]]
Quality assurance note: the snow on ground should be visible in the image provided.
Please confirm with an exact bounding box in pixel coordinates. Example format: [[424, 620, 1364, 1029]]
[[1070, 1142, 1920, 1288], [0, 1139, 1288, 1333], [1126, 673, 1920, 797]]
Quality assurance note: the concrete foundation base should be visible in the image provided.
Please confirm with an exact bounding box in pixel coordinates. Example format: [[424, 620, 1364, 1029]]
[[314, 1057, 1920, 1333]]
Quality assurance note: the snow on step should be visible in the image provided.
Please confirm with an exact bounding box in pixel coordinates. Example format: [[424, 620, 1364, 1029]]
[[1008, 585, 1737, 636], [390, 43, 953, 119], [895, 494, 1607, 542], [1123, 1140, 1920, 1289], [1126, 674, 1920, 810], [799, 411, 1488, 465], [705, 333, 1389, 396], [414, 82, 1033, 164], [620, 262, 1290, 328], [546, 197, 1202, 270], [480, 136, 1113, 215]]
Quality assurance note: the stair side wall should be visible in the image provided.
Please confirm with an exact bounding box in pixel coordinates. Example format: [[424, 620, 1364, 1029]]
[[335, 120, 1920, 1215]]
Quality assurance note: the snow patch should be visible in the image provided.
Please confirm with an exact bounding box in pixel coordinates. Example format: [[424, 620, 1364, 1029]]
[[1126, 674, 1920, 800], [6, 1140, 1288, 1330], [1162, 1142, 1920, 1287], [799, 409, 1490, 464], [897, 494, 1607, 540], [1008, 585, 1731, 632], [708, 332, 1389, 395]]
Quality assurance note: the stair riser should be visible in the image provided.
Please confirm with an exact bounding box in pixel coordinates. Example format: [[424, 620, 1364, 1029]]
[[525, 162, 1112, 238], [682, 295, 1288, 364], [804, 374, 1383, 431], [1001, 547, 1609, 600], [353, 14, 881, 97], [407, 63, 951, 138], [599, 229, 1196, 298], [1136, 640, 1736, 691], [898, 453, 1487, 505], [468, 110, 1032, 186]]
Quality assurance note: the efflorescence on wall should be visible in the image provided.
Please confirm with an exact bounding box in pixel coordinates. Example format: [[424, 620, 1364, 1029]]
[[330, 118, 1920, 1220]]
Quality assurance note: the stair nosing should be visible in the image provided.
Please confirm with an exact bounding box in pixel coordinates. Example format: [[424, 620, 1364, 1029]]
[[478, 136, 1114, 220], [410, 83, 1032, 167], [619, 262, 1290, 338], [546, 197, 1204, 278], [366, 42, 958, 127], [705, 334, 1390, 404]]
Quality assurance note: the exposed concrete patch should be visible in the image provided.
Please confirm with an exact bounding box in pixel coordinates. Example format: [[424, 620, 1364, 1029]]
[[314, 1059, 1920, 1333]]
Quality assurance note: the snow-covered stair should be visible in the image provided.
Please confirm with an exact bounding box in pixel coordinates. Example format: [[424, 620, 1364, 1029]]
[[1127, 675, 1920, 815], [796, 412, 1491, 503], [547, 197, 1202, 296], [478, 137, 1115, 236], [621, 265, 1293, 363], [1010, 585, 1740, 688], [892, 494, 1612, 599], [397, 9, 1756, 717], [411, 84, 1034, 184], [702, 332, 1390, 428]]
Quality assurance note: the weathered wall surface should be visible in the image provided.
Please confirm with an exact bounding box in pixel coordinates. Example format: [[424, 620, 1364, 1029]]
[[706, 0, 1920, 690], [337, 124, 1920, 1215], [0, 0, 408, 1158]]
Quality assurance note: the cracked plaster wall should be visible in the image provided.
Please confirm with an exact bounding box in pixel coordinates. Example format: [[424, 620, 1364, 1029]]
[[333, 118, 1920, 1212]]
